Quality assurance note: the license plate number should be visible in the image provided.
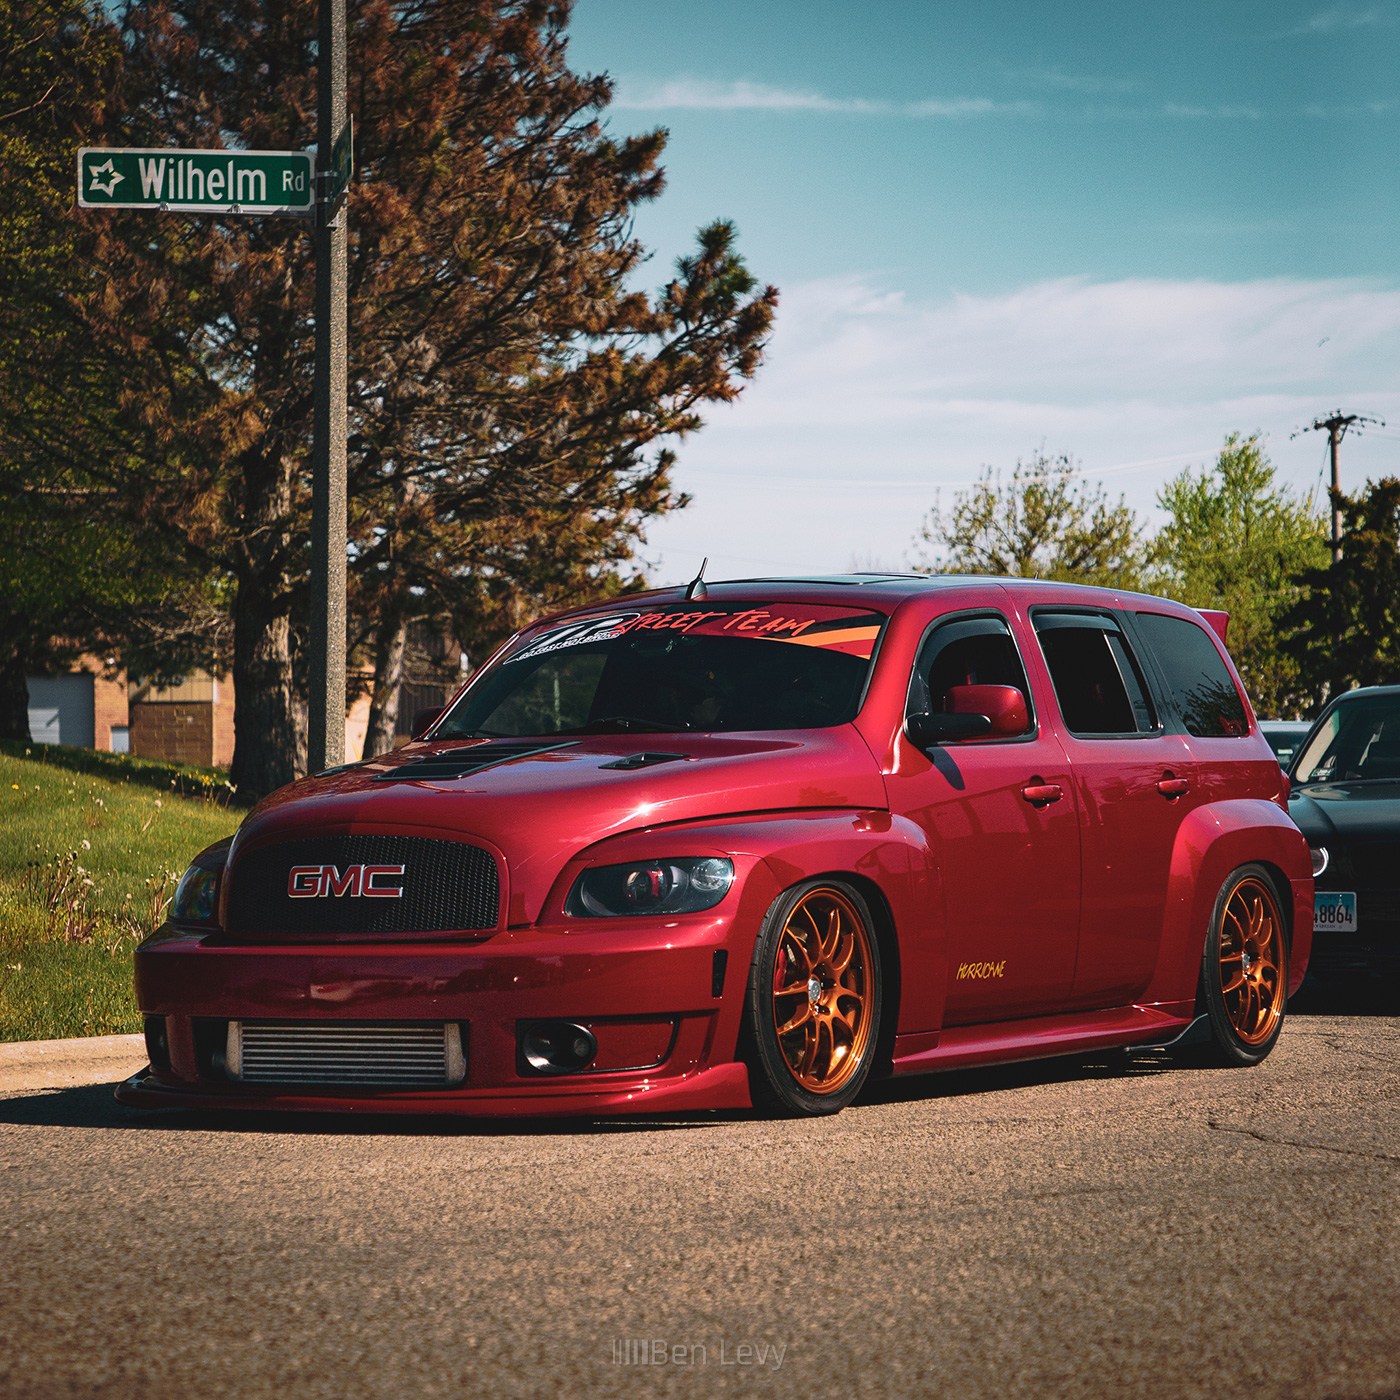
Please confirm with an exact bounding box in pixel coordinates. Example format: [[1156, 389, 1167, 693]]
[[1314, 891, 1357, 932]]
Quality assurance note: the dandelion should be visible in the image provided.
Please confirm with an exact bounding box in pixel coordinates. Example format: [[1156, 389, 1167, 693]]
[[10, 783, 17, 790]]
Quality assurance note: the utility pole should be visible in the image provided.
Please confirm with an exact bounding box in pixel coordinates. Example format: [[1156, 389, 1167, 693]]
[[308, 0, 348, 774], [1294, 410, 1384, 564]]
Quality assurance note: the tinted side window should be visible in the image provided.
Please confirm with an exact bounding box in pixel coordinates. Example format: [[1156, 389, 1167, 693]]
[[1133, 612, 1248, 738], [908, 617, 1033, 734], [1033, 614, 1155, 736]]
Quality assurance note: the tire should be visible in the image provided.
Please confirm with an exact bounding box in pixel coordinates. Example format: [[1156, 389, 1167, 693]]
[[742, 879, 883, 1116], [1191, 863, 1289, 1067]]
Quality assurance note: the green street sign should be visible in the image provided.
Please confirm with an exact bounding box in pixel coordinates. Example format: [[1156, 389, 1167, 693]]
[[77, 147, 314, 217], [326, 118, 353, 219]]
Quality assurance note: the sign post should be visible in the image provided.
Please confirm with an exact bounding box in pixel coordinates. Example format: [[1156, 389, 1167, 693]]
[[307, 0, 349, 775]]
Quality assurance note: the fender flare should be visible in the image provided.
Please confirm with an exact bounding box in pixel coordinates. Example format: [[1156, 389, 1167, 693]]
[[1143, 799, 1313, 1006]]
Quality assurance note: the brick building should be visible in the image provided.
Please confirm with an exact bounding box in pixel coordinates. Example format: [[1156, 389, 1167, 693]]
[[26, 660, 381, 769]]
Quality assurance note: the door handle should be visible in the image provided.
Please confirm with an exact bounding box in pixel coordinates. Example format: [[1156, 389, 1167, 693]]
[[1021, 782, 1063, 806], [1157, 776, 1190, 798]]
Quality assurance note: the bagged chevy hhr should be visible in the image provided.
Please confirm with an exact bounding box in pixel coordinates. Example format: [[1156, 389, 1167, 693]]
[[120, 575, 1311, 1118]]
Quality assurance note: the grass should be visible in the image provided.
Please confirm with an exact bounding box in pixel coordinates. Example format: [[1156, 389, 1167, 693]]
[[0, 746, 241, 1042]]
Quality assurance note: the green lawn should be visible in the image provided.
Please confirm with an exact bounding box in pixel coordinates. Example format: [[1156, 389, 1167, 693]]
[[0, 746, 241, 1041]]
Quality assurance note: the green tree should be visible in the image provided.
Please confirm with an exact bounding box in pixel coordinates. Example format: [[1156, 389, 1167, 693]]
[[1, 0, 776, 796], [1154, 434, 1328, 718], [1281, 477, 1400, 697], [913, 452, 1152, 588], [0, 0, 219, 739]]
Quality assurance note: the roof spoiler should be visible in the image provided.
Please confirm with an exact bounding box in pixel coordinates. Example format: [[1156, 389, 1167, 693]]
[[1197, 609, 1229, 643]]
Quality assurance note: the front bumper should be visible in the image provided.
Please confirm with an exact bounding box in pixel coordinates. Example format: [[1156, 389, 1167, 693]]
[[117, 916, 754, 1117]]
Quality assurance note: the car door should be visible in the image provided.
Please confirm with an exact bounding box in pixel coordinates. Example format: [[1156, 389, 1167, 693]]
[[1021, 606, 1199, 1009], [884, 611, 1082, 1026]]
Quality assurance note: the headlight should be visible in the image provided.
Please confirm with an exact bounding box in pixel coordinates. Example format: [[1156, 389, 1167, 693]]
[[172, 864, 219, 922], [1309, 846, 1329, 878], [569, 857, 734, 917]]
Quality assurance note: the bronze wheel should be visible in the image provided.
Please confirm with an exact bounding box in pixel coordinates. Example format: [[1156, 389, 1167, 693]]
[[771, 887, 876, 1093], [744, 879, 883, 1115], [1218, 874, 1286, 1046], [1195, 863, 1289, 1067]]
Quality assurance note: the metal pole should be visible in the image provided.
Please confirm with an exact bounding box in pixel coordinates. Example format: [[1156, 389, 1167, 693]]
[[1329, 423, 1343, 565], [309, 0, 347, 773]]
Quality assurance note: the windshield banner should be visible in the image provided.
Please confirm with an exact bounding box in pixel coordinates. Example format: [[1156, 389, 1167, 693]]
[[505, 605, 885, 667]]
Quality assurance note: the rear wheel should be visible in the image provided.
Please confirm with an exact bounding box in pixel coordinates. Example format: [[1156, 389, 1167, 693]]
[[743, 880, 883, 1116], [1194, 864, 1289, 1067]]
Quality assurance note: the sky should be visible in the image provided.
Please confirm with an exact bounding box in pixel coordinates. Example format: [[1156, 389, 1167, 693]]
[[564, 0, 1400, 583]]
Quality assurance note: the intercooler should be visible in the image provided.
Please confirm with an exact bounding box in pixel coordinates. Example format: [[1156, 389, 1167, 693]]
[[225, 1021, 467, 1087]]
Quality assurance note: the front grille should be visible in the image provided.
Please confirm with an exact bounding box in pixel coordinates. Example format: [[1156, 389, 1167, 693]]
[[230, 1021, 466, 1087], [225, 834, 499, 937]]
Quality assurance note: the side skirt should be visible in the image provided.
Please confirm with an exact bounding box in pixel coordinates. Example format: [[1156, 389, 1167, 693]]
[[889, 1002, 1196, 1077]]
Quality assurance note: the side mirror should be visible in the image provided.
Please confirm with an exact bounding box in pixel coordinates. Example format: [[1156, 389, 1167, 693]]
[[946, 684, 1028, 738], [410, 706, 444, 739], [905, 710, 992, 748]]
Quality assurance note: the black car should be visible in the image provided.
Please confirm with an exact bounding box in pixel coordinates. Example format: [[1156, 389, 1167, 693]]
[[1288, 685, 1400, 980], [1259, 720, 1313, 771]]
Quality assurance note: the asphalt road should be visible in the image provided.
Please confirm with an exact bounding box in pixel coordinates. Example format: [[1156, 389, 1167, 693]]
[[2, 996, 1398, 1400]]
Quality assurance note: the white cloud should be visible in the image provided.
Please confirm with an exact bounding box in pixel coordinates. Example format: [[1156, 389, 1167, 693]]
[[1291, 5, 1388, 33], [612, 79, 885, 112], [611, 79, 1039, 117], [637, 276, 1400, 583], [1164, 103, 1264, 119]]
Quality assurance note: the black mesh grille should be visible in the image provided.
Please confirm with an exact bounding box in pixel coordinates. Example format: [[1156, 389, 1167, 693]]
[[225, 834, 500, 937]]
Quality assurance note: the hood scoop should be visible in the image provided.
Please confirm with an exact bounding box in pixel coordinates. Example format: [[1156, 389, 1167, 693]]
[[373, 741, 578, 783], [598, 751, 689, 771]]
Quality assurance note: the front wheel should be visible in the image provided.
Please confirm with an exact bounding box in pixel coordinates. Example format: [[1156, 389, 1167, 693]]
[[742, 880, 883, 1116], [1194, 864, 1289, 1067]]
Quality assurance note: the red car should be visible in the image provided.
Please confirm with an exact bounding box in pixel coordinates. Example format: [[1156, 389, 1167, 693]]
[[119, 576, 1312, 1119]]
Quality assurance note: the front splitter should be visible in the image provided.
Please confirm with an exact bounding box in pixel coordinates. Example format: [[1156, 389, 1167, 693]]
[[114, 1060, 753, 1118]]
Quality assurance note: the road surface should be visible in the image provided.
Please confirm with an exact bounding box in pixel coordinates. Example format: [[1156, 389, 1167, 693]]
[[1, 1000, 1397, 1400]]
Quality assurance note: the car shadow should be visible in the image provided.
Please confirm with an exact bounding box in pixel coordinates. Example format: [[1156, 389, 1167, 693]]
[[0, 1051, 1172, 1136], [855, 1045, 1181, 1108], [0, 1080, 740, 1137]]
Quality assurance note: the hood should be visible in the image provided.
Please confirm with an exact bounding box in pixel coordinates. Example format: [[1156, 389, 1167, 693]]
[[228, 728, 888, 924], [1288, 781, 1400, 843]]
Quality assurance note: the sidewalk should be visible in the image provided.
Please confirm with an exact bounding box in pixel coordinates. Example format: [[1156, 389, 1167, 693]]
[[0, 1034, 146, 1093]]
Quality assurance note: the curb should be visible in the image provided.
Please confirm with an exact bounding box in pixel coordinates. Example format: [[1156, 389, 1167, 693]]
[[0, 1033, 147, 1093]]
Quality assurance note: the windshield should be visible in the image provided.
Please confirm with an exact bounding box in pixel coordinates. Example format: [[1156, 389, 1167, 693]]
[[437, 602, 886, 738], [1292, 695, 1400, 784]]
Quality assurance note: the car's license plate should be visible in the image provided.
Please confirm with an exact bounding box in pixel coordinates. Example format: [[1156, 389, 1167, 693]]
[[1314, 891, 1357, 932]]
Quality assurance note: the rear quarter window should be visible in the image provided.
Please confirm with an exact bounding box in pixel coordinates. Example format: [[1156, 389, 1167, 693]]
[[1133, 612, 1248, 738]]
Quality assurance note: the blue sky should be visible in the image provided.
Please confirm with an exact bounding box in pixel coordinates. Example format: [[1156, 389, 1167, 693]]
[[565, 0, 1400, 580]]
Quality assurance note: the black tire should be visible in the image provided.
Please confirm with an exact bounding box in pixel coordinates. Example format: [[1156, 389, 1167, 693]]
[[742, 878, 883, 1117], [1190, 863, 1289, 1068]]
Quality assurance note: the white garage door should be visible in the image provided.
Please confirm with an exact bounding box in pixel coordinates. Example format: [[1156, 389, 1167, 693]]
[[26, 673, 95, 748]]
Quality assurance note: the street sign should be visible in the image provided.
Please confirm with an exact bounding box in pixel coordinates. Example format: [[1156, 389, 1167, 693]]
[[325, 117, 353, 221], [77, 147, 314, 216]]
